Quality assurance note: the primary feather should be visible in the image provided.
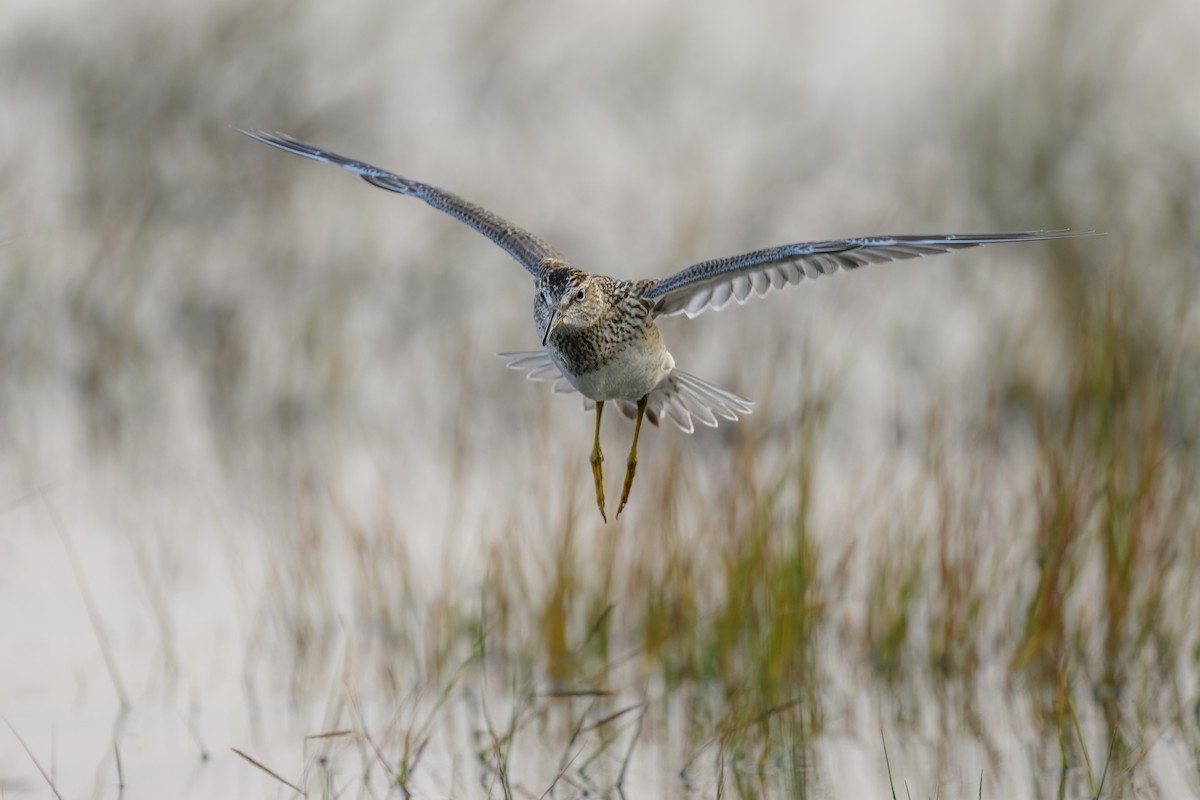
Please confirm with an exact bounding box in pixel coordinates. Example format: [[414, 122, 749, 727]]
[[238, 129, 565, 276], [644, 231, 1092, 319]]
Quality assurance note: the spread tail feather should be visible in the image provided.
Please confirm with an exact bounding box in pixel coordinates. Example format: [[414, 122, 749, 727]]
[[498, 350, 576, 394], [499, 351, 753, 433]]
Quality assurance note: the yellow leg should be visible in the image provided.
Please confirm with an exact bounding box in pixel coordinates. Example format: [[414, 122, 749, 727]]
[[590, 401, 607, 523], [616, 395, 649, 518]]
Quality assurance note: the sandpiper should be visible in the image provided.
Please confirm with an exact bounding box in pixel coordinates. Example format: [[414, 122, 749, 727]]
[[240, 130, 1091, 520]]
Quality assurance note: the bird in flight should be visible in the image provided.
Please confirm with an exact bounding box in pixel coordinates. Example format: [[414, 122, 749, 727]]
[[240, 130, 1090, 521]]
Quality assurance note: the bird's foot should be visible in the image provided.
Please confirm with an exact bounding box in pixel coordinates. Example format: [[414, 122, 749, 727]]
[[590, 448, 607, 523], [616, 453, 637, 519], [616, 395, 649, 519]]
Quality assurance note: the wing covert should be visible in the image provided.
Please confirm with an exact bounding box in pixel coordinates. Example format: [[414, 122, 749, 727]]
[[643, 231, 1093, 319]]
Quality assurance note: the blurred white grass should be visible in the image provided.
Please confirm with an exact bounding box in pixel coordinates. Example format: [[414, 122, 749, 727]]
[[1, 0, 1199, 796]]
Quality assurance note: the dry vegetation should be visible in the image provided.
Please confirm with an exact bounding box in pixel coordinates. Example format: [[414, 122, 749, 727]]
[[1, 0, 1198, 797]]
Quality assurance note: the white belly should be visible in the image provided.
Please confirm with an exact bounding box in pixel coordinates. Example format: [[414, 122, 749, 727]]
[[554, 343, 675, 402]]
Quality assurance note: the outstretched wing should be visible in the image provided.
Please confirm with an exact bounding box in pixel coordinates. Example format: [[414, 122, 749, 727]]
[[643, 231, 1093, 319], [239, 130, 565, 277]]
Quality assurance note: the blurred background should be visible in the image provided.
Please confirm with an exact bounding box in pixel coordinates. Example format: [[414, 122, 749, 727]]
[[1, 0, 1198, 796]]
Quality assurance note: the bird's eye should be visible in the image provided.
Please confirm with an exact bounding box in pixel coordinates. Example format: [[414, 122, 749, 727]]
[[574, 288, 586, 302]]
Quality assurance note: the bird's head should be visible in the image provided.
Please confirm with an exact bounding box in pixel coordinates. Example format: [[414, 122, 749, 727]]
[[538, 265, 604, 345]]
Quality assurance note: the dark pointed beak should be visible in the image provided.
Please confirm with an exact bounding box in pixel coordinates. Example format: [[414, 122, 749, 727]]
[[542, 309, 560, 346]]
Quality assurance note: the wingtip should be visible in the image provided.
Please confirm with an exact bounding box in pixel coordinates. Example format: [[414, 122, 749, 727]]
[[234, 127, 279, 147], [1027, 228, 1103, 238], [235, 128, 301, 149]]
